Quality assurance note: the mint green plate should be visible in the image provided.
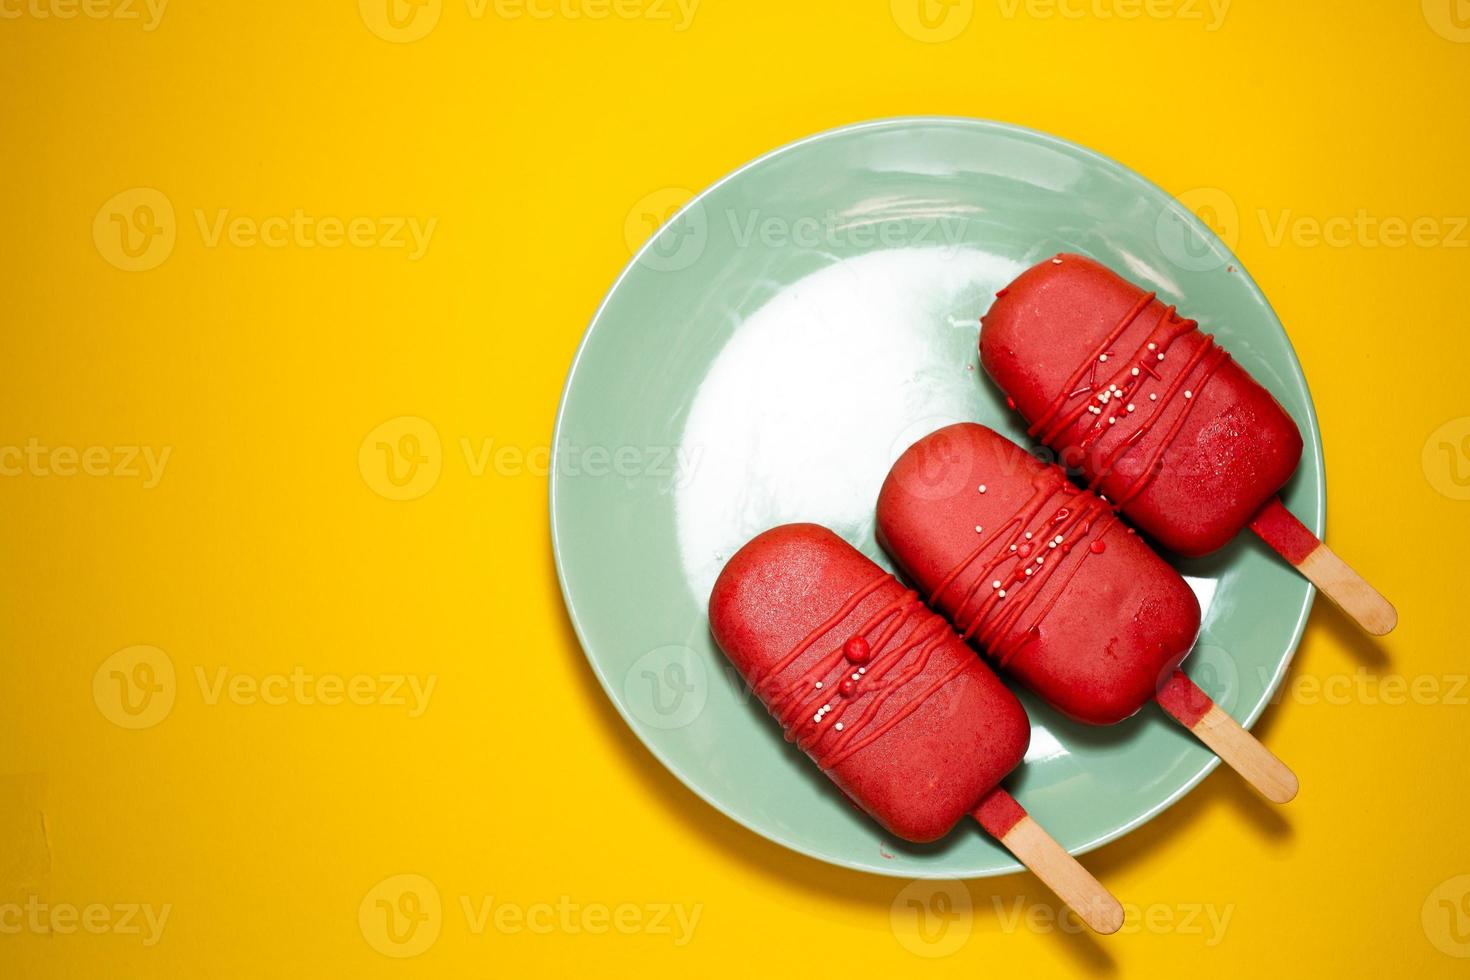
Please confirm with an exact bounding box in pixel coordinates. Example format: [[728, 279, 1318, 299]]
[[551, 118, 1321, 878]]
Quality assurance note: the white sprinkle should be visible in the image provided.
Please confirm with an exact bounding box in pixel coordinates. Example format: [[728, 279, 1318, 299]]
[[1098, 354, 1108, 363], [1009, 544, 1018, 552], [813, 715, 822, 723], [1054, 535, 1063, 543], [1110, 384, 1119, 392], [858, 667, 866, 675], [1036, 556, 1044, 565], [1157, 353, 1165, 361], [1048, 541, 1057, 549], [815, 681, 823, 689], [852, 673, 860, 681], [1150, 393, 1158, 401], [992, 580, 1002, 589], [1108, 417, 1117, 424], [998, 590, 1007, 598], [1024, 532, 1033, 539], [1185, 390, 1193, 399], [1148, 342, 1157, 351], [1052, 257, 1063, 264], [1024, 568, 1033, 576], [1131, 368, 1140, 377], [835, 722, 844, 732], [978, 484, 987, 494], [975, 525, 984, 534], [1127, 404, 1136, 412]]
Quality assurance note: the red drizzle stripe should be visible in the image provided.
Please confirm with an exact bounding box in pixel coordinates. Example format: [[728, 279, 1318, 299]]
[[932, 471, 1117, 670], [1030, 291, 1156, 443], [759, 573, 975, 772], [1029, 294, 1232, 512]]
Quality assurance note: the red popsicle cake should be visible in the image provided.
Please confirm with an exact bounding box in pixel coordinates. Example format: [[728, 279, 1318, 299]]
[[980, 253, 1299, 557], [877, 423, 1201, 726], [878, 424, 1297, 803], [980, 253, 1394, 635], [709, 523, 1124, 931], [709, 523, 1028, 842]]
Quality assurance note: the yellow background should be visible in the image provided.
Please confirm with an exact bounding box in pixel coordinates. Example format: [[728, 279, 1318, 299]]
[[3, 0, 1469, 976]]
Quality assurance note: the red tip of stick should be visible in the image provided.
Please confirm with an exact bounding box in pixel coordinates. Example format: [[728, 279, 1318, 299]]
[[1249, 496, 1319, 565], [972, 786, 1027, 838], [1155, 671, 1213, 728]]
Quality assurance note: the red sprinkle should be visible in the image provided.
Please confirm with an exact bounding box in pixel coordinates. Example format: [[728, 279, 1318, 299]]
[[1090, 540, 1107, 554], [1017, 543, 1033, 559], [839, 679, 857, 698], [844, 637, 871, 664]]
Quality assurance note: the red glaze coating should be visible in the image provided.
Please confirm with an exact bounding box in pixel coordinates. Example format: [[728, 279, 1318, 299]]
[[877, 424, 1201, 726], [709, 524, 1030, 843], [980, 254, 1304, 557]]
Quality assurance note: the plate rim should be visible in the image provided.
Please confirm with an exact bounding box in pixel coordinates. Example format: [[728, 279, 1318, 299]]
[[550, 115, 1324, 879]]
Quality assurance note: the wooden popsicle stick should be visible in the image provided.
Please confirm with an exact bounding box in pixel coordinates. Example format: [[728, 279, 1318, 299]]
[[1155, 672, 1298, 804], [973, 788, 1123, 935], [1249, 496, 1397, 636]]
